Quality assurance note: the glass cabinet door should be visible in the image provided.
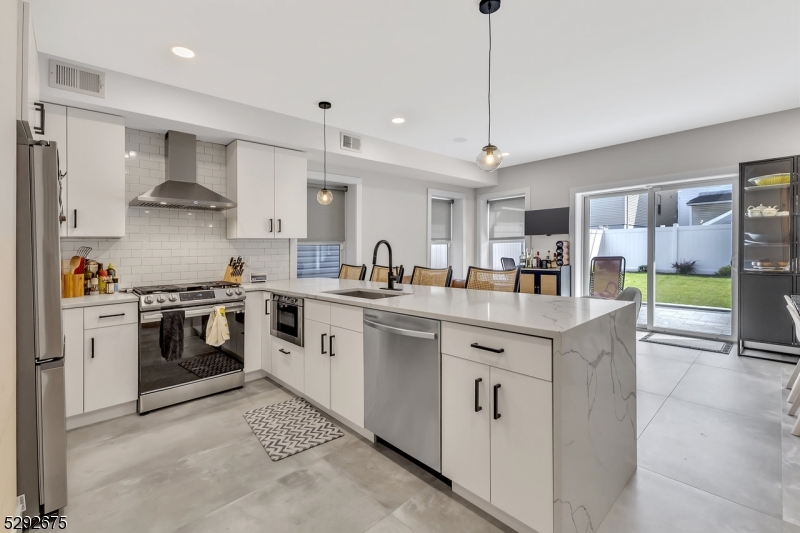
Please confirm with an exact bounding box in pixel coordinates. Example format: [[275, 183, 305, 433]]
[[741, 158, 794, 273]]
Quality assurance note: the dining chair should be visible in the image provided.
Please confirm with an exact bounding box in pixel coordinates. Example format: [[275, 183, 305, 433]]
[[784, 296, 800, 393], [338, 264, 367, 280], [409, 266, 453, 287], [784, 304, 800, 418], [465, 266, 520, 293], [370, 264, 404, 283], [589, 256, 626, 299], [500, 257, 517, 270]]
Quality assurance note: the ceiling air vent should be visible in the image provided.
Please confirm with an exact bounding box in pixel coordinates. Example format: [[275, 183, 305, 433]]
[[48, 59, 105, 98], [340, 132, 362, 153]]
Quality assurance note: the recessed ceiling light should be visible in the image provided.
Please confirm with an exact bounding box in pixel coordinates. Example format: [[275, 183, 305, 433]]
[[502, 153, 509, 156], [391, 117, 405, 124], [453, 137, 468, 143], [171, 46, 195, 58]]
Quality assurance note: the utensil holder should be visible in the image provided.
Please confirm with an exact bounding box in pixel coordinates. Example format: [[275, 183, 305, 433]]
[[72, 274, 84, 297]]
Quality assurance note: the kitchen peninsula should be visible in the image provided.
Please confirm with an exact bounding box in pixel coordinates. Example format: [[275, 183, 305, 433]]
[[246, 278, 637, 533]]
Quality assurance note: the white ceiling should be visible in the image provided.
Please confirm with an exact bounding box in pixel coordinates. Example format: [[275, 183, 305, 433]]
[[29, 0, 800, 167]]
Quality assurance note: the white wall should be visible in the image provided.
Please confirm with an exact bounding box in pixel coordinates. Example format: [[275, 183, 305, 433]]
[[360, 173, 475, 278], [485, 108, 800, 208], [61, 128, 291, 287], [1, 0, 18, 518]]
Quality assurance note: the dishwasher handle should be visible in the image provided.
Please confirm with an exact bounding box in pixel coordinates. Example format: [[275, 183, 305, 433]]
[[363, 319, 438, 340]]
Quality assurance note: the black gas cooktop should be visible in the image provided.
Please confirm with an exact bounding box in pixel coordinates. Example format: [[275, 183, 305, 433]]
[[132, 281, 240, 295]]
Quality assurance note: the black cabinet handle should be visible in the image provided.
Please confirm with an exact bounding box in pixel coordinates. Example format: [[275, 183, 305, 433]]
[[471, 343, 505, 354], [279, 348, 291, 355], [493, 384, 501, 420], [474, 378, 482, 412], [34, 102, 45, 135], [321, 333, 327, 354], [98, 313, 125, 319], [74, 209, 77, 229], [278, 219, 282, 233], [269, 219, 273, 233], [91, 338, 95, 359], [265, 300, 270, 315], [329, 335, 335, 357]]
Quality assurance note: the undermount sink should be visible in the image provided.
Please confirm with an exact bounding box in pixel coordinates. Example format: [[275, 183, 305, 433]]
[[325, 289, 403, 300]]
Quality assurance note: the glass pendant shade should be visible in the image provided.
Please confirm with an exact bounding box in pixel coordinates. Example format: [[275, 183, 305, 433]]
[[317, 188, 333, 205], [476, 144, 503, 171]]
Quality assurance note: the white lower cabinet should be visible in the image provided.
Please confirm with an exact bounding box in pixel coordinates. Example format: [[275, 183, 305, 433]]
[[272, 337, 304, 392], [62, 309, 84, 417], [442, 353, 553, 533], [329, 325, 364, 427], [244, 294, 262, 373], [442, 354, 491, 501], [303, 318, 331, 409], [490, 367, 553, 533], [261, 293, 272, 373], [83, 322, 138, 413]]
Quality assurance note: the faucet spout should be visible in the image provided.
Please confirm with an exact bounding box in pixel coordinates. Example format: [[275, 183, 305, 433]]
[[372, 240, 397, 291]]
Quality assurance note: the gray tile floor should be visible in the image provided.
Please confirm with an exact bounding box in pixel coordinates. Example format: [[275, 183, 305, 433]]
[[637, 305, 732, 336], [63, 339, 800, 532]]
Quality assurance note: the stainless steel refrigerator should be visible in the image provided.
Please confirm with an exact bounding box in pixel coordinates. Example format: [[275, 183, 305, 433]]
[[16, 120, 67, 517]]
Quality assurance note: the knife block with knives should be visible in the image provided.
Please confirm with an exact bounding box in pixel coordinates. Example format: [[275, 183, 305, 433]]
[[223, 256, 245, 284]]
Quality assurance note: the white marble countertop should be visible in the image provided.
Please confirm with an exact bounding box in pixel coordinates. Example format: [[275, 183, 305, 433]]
[[252, 278, 629, 339], [61, 292, 139, 310]]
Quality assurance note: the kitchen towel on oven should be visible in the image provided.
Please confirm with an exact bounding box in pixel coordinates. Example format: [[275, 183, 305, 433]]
[[159, 310, 185, 361], [205, 306, 230, 347]]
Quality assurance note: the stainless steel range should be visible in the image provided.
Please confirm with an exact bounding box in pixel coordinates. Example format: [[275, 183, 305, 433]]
[[134, 281, 246, 413]]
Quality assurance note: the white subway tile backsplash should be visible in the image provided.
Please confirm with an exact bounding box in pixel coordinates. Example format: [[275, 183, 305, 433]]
[[61, 127, 291, 289]]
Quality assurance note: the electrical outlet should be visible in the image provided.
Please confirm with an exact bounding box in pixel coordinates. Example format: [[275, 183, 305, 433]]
[[16, 494, 26, 514]]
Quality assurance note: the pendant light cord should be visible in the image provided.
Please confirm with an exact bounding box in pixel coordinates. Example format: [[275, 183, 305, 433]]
[[487, 12, 492, 146], [323, 108, 327, 188]]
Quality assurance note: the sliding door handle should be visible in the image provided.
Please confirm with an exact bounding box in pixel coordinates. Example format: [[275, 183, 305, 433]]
[[493, 384, 501, 420], [321, 333, 327, 355], [474, 378, 482, 412]]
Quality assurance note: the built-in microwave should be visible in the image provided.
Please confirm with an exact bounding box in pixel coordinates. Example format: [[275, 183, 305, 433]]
[[270, 294, 304, 347]]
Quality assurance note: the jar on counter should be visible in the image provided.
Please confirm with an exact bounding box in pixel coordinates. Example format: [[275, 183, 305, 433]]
[[90, 275, 99, 295], [112, 277, 119, 293]]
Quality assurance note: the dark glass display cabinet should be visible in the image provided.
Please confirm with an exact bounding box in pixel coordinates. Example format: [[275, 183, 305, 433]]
[[739, 156, 800, 359]]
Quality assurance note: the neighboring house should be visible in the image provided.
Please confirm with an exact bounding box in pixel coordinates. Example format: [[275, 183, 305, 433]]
[[685, 192, 732, 225], [589, 192, 677, 228], [677, 185, 732, 225]]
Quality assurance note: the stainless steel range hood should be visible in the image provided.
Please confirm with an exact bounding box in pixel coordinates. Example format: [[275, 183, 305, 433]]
[[129, 130, 235, 211]]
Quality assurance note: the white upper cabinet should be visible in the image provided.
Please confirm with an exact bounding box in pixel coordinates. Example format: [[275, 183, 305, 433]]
[[226, 141, 275, 239], [274, 147, 307, 239], [66, 107, 126, 237], [226, 141, 307, 240]]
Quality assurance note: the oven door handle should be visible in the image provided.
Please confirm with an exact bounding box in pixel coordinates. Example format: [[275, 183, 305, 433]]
[[141, 303, 245, 324]]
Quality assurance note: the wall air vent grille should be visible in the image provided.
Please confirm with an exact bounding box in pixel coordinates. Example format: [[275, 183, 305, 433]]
[[48, 59, 106, 98], [340, 132, 362, 153]]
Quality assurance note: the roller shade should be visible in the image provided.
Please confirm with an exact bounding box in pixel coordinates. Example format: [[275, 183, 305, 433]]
[[488, 196, 525, 240], [302, 187, 346, 243], [431, 199, 452, 241]]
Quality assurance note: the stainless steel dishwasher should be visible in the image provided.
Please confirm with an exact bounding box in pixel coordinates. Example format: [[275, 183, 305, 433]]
[[363, 309, 441, 472]]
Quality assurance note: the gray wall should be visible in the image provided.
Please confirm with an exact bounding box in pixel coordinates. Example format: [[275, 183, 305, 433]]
[[484, 108, 800, 208]]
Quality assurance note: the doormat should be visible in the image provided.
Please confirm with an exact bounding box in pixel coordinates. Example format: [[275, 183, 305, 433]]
[[178, 352, 243, 379], [244, 398, 344, 461], [640, 332, 733, 354]]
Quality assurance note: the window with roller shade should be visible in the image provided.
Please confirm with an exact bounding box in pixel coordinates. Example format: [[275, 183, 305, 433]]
[[430, 198, 452, 269], [488, 195, 525, 269], [298, 186, 346, 278]]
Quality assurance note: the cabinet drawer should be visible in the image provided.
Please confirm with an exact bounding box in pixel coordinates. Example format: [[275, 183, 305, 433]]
[[305, 299, 331, 324], [271, 337, 304, 393], [84, 303, 138, 329], [441, 322, 551, 381], [330, 303, 363, 332]]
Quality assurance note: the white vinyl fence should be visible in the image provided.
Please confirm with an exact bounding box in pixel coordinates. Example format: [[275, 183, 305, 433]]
[[589, 224, 732, 275]]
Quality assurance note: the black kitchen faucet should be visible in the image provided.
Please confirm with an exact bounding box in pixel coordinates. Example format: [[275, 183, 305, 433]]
[[372, 240, 400, 291]]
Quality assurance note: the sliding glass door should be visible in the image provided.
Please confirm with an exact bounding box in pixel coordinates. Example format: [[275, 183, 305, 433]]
[[584, 179, 736, 340]]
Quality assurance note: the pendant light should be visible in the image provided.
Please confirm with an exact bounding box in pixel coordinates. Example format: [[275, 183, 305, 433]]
[[476, 0, 503, 172], [317, 101, 333, 205]]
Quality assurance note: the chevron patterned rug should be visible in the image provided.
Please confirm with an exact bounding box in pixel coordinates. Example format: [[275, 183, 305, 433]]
[[243, 398, 344, 461]]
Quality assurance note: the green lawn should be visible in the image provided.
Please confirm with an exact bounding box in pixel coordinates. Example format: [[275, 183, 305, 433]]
[[624, 272, 731, 309]]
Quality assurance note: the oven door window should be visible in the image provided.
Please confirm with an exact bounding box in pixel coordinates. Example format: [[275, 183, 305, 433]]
[[276, 305, 299, 338], [139, 310, 244, 395]]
